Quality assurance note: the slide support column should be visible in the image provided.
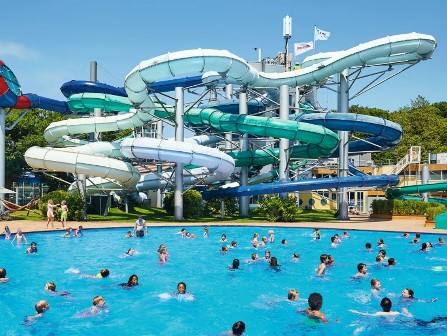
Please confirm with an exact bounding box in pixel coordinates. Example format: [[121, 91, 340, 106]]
[[239, 89, 249, 217], [337, 69, 350, 220], [279, 84, 290, 199], [156, 120, 163, 208], [175, 87, 184, 221]]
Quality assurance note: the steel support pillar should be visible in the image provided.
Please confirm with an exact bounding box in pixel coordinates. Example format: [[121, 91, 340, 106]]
[[174, 87, 184, 220], [224, 84, 233, 151], [156, 120, 163, 208], [0, 108, 5, 210], [239, 89, 249, 217], [422, 163, 430, 202], [279, 84, 290, 199], [337, 69, 350, 220]]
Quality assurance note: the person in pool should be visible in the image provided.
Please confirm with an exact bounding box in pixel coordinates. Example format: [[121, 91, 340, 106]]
[[313, 228, 321, 240], [221, 246, 229, 254], [355, 263, 368, 278], [91, 296, 107, 314], [220, 234, 227, 243], [370, 279, 381, 294], [330, 236, 338, 248], [26, 242, 38, 254], [1, 225, 11, 239], [125, 248, 136, 256], [292, 253, 300, 261], [387, 258, 396, 267], [229, 259, 240, 270], [230, 241, 237, 248], [120, 274, 139, 288], [316, 254, 327, 276], [159, 246, 168, 263], [229, 321, 246, 336], [264, 250, 271, 261], [305, 292, 328, 323], [11, 228, 27, 244], [74, 225, 83, 237], [248, 253, 259, 263], [288, 289, 299, 302], [203, 226, 209, 238], [343, 231, 350, 239], [420, 242, 431, 252], [403, 232, 410, 238], [44, 281, 70, 296], [269, 257, 280, 271], [134, 216, 146, 237], [365, 242, 372, 252], [94, 269, 110, 279], [268, 230, 275, 243], [350, 297, 412, 318], [63, 227, 72, 238], [251, 233, 259, 247], [125, 231, 133, 238], [175, 281, 194, 300], [26, 300, 50, 323], [377, 239, 385, 248], [281, 239, 288, 245], [437, 237, 445, 246], [0, 268, 8, 283]]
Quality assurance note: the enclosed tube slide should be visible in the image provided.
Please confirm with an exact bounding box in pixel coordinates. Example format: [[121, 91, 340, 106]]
[[386, 182, 447, 199]]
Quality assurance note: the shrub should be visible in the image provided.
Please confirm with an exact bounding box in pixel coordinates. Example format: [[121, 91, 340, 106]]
[[163, 189, 204, 218], [371, 199, 446, 220], [258, 195, 303, 222], [39, 190, 85, 221], [205, 198, 238, 217]]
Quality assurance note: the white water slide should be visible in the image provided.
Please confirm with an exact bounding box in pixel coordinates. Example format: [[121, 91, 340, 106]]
[[25, 33, 436, 192]]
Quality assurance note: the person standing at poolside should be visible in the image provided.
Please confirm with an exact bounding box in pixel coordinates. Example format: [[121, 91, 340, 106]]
[[60, 200, 68, 228], [46, 199, 59, 229]]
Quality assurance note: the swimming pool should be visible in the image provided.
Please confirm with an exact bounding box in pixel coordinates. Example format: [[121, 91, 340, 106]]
[[0, 226, 446, 336]]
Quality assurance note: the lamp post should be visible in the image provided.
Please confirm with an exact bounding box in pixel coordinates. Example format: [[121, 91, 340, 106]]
[[283, 15, 292, 71]]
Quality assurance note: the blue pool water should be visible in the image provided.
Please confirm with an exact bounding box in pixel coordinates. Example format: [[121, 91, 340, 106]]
[[0, 226, 446, 336]]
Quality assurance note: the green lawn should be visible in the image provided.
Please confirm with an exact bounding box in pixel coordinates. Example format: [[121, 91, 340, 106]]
[[11, 207, 336, 223]]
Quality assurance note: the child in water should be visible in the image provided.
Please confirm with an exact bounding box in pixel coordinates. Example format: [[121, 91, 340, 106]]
[[74, 226, 83, 237], [25, 300, 49, 324], [63, 227, 72, 238], [203, 226, 209, 238], [26, 242, 38, 254], [120, 274, 138, 288], [268, 230, 275, 243], [1, 226, 11, 239], [305, 293, 328, 323], [354, 263, 368, 278], [229, 259, 240, 270], [0, 268, 8, 282], [44, 281, 70, 296], [11, 228, 27, 244], [288, 289, 299, 302], [158, 245, 168, 263]]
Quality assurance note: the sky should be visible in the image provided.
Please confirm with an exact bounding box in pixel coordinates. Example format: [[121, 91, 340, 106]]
[[0, 0, 446, 111]]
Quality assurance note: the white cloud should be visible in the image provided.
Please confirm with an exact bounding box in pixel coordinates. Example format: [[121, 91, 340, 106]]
[[0, 41, 39, 60]]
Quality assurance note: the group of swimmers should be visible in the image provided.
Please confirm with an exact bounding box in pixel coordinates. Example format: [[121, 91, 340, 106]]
[[2, 224, 446, 334]]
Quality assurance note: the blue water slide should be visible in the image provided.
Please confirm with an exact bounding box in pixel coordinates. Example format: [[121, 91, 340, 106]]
[[202, 174, 399, 200], [24, 93, 69, 114]]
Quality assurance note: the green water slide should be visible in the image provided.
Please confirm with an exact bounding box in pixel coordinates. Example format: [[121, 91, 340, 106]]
[[386, 182, 447, 199]]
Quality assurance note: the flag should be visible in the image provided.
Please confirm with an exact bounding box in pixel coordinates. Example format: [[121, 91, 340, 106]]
[[314, 27, 331, 41], [294, 41, 314, 56]]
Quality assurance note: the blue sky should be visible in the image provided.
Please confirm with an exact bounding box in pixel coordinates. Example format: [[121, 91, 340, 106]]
[[0, 0, 445, 111]]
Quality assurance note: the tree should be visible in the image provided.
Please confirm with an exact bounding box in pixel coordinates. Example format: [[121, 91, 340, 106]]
[[410, 95, 430, 109], [5, 109, 65, 187]]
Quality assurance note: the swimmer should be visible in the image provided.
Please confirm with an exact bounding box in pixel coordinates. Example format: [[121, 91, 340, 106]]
[[125, 248, 136, 256], [220, 233, 227, 243], [134, 216, 146, 237], [79, 268, 110, 279], [292, 253, 300, 261], [370, 278, 381, 294], [177, 228, 187, 237], [2, 225, 11, 239], [288, 289, 299, 302], [376, 255, 384, 263], [412, 233, 421, 244], [305, 292, 328, 323], [203, 226, 209, 238], [11, 228, 27, 245], [269, 257, 280, 271], [343, 231, 350, 239], [63, 227, 72, 238], [74, 225, 83, 237], [177, 281, 187, 295], [420, 242, 430, 252], [0, 268, 8, 282], [248, 253, 259, 263], [326, 255, 334, 266], [251, 233, 259, 246], [403, 232, 410, 238], [185, 232, 196, 239], [27, 300, 50, 323], [174, 281, 194, 300], [316, 254, 327, 276], [313, 228, 321, 240], [44, 281, 70, 296], [330, 236, 338, 248], [355, 263, 368, 278], [230, 240, 237, 248], [365, 242, 372, 252], [26, 242, 38, 254], [259, 236, 268, 246], [229, 258, 240, 270], [281, 239, 288, 245], [377, 239, 385, 248], [378, 249, 387, 258], [437, 237, 445, 246], [387, 258, 396, 267], [91, 296, 107, 314], [221, 246, 229, 253], [401, 288, 437, 303], [229, 321, 246, 336], [120, 274, 138, 288], [264, 250, 271, 261], [268, 230, 275, 243], [350, 297, 412, 318], [334, 234, 341, 244], [125, 231, 133, 238], [159, 246, 168, 263]]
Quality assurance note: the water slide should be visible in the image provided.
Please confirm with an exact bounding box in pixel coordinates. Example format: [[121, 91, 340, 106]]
[[1, 33, 436, 197], [386, 182, 447, 199]]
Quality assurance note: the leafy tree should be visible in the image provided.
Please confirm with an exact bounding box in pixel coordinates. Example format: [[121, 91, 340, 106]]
[[5, 109, 65, 188], [433, 101, 447, 118], [206, 198, 238, 217], [410, 95, 430, 109], [163, 189, 204, 218], [258, 195, 303, 222]]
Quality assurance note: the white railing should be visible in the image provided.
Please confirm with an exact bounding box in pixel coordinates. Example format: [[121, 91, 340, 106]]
[[392, 146, 421, 174]]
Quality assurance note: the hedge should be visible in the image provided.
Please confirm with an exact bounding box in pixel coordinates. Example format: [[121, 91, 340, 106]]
[[163, 189, 204, 218], [371, 199, 445, 221], [258, 195, 303, 222]]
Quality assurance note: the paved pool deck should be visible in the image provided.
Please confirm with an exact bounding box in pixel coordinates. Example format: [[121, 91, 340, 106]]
[[4, 216, 447, 235]]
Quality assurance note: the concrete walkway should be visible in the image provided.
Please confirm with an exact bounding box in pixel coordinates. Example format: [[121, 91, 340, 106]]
[[3, 216, 447, 235]]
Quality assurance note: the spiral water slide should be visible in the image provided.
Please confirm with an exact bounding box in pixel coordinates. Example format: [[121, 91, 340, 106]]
[[23, 33, 436, 196]]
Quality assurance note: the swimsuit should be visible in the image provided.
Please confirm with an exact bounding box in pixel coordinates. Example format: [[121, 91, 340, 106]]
[[47, 204, 55, 218], [61, 205, 68, 221]]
